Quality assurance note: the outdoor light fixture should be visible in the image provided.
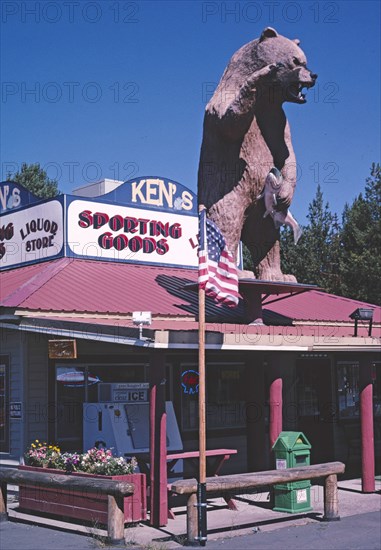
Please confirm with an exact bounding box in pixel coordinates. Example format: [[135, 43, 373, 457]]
[[349, 308, 374, 337], [132, 311, 152, 339]]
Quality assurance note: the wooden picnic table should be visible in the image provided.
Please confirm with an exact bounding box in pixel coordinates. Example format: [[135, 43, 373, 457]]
[[166, 448, 238, 478], [136, 448, 237, 479], [136, 448, 238, 518]]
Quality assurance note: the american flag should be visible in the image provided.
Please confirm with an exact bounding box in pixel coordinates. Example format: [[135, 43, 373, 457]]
[[198, 210, 240, 308]]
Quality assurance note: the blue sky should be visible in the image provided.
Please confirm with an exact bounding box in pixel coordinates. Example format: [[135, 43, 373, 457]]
[[1, 0, 380, 223]]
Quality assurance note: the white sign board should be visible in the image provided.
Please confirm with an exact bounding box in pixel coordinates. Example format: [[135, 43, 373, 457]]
[[67, 199, 198, 268], [0, 200, 64, 269], [296, 488, 308, 503], [276, 458, 287, 470]]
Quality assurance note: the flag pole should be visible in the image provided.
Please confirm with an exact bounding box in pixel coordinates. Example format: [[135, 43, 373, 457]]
[[198, 205, 207, 545]]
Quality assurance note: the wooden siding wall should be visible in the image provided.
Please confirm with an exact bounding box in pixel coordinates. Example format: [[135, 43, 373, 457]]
[[26, 333, 49, 448], [0, 328, 50, 462], [0, 328, 23, 461]]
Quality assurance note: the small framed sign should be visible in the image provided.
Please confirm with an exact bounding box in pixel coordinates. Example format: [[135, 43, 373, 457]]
[[10, 402, 22, 420], [48, 340, 77, 359]]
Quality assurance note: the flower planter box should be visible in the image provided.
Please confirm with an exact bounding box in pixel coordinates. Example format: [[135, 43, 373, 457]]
[[18, 465, 147, 524]]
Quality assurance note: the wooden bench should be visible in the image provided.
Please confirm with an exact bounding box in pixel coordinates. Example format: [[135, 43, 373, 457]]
[[137, 448, 238, 519], [171, 461, 345, 543], [0, 467, 135, 544]]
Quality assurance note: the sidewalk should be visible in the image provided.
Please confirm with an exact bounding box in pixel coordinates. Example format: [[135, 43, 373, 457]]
[[1, 478, 380, 549]]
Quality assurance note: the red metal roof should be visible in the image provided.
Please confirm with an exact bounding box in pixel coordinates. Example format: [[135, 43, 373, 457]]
[[1, 258, 380, 327], [265, 290, 381, 323]]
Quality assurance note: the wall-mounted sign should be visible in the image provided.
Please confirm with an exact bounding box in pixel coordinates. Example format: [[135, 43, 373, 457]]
[[181, 370, 199, 395], [48, 339, 77, 359], [66, 197, 198, 268], [93, 177, 197, 215], [98, 382, 149, 403], [1, 178, 200, 270], [10, 402, 22, 420], [0, 181, 40, 214], [0, 198, 64, 270]]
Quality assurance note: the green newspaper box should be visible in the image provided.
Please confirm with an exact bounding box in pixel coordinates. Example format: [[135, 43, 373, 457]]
[[272, 431, 312, 513]]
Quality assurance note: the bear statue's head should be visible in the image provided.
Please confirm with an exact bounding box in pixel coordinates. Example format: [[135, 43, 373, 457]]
[[254, 27, 317, 105]]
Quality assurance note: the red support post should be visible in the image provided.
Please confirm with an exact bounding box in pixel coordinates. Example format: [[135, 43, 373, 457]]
[[149, 350, 168, 526], [360, 362, 375, 493], [269, 377, 283, 449]]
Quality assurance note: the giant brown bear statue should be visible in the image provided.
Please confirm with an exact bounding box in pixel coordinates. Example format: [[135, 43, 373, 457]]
[[198, 27, 317, 281]]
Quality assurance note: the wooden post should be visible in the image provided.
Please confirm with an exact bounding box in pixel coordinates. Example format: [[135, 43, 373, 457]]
[[269, 377, 283, 449], [187, 492, 198, 544], [0, 482, 7, 517], [198, 285, 206, 487], [360, 361, 375, 493], [107, 494, 125, 544], [149, 349, 168, 526], [323, 474, 340, 521], [198, 206, 207, 545]]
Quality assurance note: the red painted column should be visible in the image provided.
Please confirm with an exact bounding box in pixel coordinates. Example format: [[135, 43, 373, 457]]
[[149, 350, 168, 526], [269, 377, 283, 449], [360, 362, 375, 493]]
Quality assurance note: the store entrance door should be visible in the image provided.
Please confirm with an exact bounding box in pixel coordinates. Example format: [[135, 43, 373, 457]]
[[296, 357, 335, 464]]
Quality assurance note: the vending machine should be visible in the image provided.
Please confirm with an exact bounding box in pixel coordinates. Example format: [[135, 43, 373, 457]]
[[83, 383, 183, 458]]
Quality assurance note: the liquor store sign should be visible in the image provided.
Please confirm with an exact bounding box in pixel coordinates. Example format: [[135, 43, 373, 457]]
[[0, 199, 64, 269]]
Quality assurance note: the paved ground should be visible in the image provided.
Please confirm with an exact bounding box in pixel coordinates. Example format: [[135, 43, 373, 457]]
[[1, 511, 380, 550], [0, 478, 380, 550]]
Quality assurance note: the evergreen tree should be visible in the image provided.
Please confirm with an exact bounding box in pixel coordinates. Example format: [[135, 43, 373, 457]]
[[339, 163, 381, 305], [8, 162, 60, 198], [280, 184, 341, 293], [242, 243, 254, 272]]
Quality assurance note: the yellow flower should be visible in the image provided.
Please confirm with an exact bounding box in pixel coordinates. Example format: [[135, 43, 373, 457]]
[[31, 444, 36, 448], [35, 439, 39, 443]]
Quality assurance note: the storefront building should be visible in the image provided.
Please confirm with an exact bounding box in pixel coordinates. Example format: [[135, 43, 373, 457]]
[[1, 179, 380, 503]]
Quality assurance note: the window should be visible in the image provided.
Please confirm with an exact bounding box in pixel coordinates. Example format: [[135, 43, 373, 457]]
[[297, 365, 320, 416], [55, 363, 147, 451], [0, 357, 9, 452], [337, 362, 360, 419], [181, 363, 246, 431]]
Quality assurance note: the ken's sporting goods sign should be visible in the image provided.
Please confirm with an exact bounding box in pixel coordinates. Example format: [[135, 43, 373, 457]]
[[0, 177, 199, 270]]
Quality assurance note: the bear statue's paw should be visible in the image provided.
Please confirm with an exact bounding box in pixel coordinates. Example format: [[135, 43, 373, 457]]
[[258, 270, 297, 283], [281, 273, 298, 283], [238, 269, 255, 280]]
